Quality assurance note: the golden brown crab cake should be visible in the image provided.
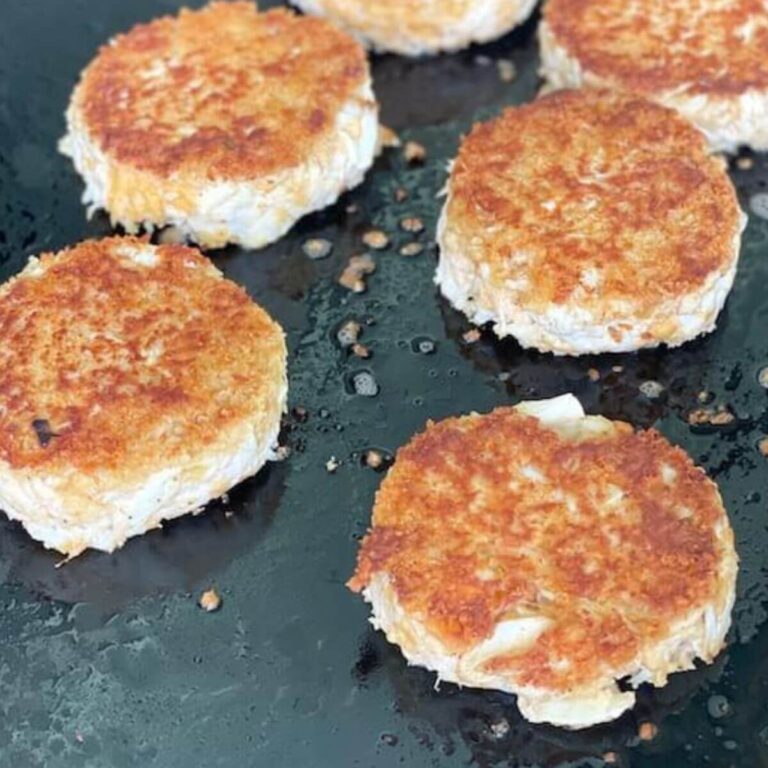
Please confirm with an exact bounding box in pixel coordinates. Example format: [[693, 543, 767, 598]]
[[293, 0, 539, 56], [540, 0, 768, 152], [59, 2, 379, 249], [349, 395, 738, 729], [435, 89, 745, 355], [0, 237, 287, 557]]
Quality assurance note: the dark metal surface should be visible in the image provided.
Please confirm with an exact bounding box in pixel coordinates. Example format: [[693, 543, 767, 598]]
[[1, 1, 768, 766]]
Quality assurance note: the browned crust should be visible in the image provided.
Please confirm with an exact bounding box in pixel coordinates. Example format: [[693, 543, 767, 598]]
[[445, 89, 741, 316], [349, 407, 729, 691], [0, 236, 285, 476], [544, 0, 768, 96], [73, 2, 370, 179]]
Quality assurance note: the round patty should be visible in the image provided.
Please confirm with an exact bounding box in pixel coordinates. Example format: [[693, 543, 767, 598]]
[[436, 89, 745, 355], [293, 0, 538, 56], [0, 237, 287, 557], [349, 395, 737, 728], [60, 2, 379, 249], [540, 0, 768, 152]]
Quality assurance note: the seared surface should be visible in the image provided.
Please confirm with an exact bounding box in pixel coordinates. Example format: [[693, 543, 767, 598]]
[[0, 236, 285, 476], [444, 89, 741, 318], [544, 0, 768, 96], [351, 406, 733, 692], [72, 2, 369, 179]]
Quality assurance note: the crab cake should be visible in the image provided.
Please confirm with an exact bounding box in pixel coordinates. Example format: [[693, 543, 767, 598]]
[[349, 395, 737, 729], [59, 2, 379, 250], [293, 0, 538, 56], [0, 237, 287, 557], [540, 0, 768, 152], [436, 89, 746, 356]]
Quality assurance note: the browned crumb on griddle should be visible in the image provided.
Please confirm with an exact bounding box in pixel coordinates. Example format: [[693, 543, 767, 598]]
[[403, 140, 427, 164], [687, 406, 735, 426], [400, 216, 424, 234], [303, 238, 333, 260], [362, 229, 390, 250], [199, 588, 222, 612], [337, 320, 362, 347], [339, 254, 376, 293], [364, 449, 385, 469]]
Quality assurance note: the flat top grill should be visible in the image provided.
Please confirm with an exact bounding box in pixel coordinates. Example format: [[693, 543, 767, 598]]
[[0, 1, 767, 766]]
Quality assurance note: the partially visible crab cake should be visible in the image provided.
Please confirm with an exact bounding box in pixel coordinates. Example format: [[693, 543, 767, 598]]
[[540, 0, 768, 152], [293, 0, 538, 56], [436, 89, 746, 356], [0, 237, 287, 557], [349, 395, 738, 729], [59, 2, 379, 249]]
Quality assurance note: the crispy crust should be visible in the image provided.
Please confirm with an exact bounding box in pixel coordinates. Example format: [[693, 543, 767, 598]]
[[543, 0, 768, 97], [71, 2, 370, 180], [293, 0, 538, 55], [0, 236, 285, 479], [439, 89, 742, 336], [350, 405, 734, 694]]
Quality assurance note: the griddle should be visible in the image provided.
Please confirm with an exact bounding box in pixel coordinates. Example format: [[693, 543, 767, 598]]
[[1, 1, 767, 766]]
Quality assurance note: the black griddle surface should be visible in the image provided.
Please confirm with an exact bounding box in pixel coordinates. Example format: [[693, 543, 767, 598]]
[[1, 1, 768, 766]]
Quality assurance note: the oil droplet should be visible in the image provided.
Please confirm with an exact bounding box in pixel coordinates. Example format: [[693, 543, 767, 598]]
[[411, 336, 436, 355], [639, 380, 665, 399], [707, 695, 731, 719], [348, 371, 379, 397]]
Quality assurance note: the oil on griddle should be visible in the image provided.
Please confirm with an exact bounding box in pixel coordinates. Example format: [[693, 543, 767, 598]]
[[0, 1, 767, 766]]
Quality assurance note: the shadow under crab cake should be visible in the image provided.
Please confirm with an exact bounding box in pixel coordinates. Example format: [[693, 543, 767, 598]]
[[438, 294, 719, 429], [371, 9, 541, 130], [0, 462, 286, 610], [353, 624, 737, 768]]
